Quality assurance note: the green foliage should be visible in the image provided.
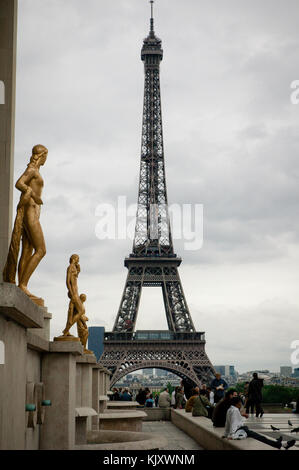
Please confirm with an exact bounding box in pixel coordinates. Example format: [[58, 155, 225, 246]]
[[236, 382, 299, 404], [234, 383, 245, 394], [262, 385, 298, 404], [157, 382, 174, 395]]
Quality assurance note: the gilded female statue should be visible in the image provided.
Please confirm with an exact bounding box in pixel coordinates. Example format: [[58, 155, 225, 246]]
[[3, 145, 48, 305]]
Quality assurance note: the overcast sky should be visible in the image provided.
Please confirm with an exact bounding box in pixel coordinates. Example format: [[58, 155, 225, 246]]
[[13, 0, 299, 373]]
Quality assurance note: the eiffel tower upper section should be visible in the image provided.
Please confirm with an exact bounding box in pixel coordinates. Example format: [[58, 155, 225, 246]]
[[111, 4, 197, 335], [132, 4, 174, 258]]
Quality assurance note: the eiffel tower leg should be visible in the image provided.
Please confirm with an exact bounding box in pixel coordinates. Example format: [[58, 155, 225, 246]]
[[163, 268, 195, 332], [113, 274, 142, 332]]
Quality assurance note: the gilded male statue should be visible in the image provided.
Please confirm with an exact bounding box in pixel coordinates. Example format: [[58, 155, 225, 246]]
[[3, 145, 48, 305], [57, 255, 92, 353], [62, 254, 85, 337]]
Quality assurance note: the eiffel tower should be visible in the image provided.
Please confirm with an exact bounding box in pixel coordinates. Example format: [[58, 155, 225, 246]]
[[100, 2, 215, 387]]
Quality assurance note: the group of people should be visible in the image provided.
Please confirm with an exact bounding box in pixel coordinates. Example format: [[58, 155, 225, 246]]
[[110, 373, 298, 449], [181, 373, 296, 450], [110, 387, 133, 402], [135, 387, 156, 407]]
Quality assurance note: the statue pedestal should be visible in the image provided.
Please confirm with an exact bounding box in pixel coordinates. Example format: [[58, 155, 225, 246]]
[[53, 334, 80, 342], [40, 341, 83, 450], [0, 283, 45, 450]]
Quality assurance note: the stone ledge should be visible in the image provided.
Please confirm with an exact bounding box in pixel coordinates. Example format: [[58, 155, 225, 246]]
[[27, 330, 50, 352], [171, 409, 277, 451], [99, 395, 109, 401], [107, 401, 139, 408], [99, 411, 147, 420], [49, 340, 83, 355], [143, 407, 171, 421], [92, 363, 104, 370], [0, 282, 44, 328], [76, 354, 97, 364], [75, 407, 98, 417]]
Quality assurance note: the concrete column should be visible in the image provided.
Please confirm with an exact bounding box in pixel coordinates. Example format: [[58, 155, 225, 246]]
[[0, 0, 17, 276], [40, 341, 83, 450], [75, 354, 96, 432], [91, 367, 100, 430], [0, 283, 44, 450], [99, 369, 105, 395]]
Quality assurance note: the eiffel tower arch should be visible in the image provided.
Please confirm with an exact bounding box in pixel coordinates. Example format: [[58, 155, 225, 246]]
[[100, 4, 215, 387]]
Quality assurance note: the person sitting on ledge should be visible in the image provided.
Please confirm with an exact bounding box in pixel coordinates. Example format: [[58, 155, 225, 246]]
[[111, 387, 120, 401], [174, 386, 185, 409], [185, 387, 199, 413], [224, 396, 296, 450], [192, 389, 213, 418], [159, 388, 171, 408], [136, 387, 147, 406], [145, 394, 154, 408], [212, 389, 239, 427]]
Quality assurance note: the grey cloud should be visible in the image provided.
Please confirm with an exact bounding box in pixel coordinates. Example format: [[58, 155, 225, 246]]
[[13, 0, 299, 372]]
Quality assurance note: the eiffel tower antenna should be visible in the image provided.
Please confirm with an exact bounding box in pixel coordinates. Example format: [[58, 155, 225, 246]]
[[150, 0, 154, 30], [100, 4, 215, 387]]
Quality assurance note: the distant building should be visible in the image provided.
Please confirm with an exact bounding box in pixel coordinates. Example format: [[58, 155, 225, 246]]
[[214, 365, 236, 377], [143, 368, 154, 376], [88, 326, 105, 361], [293, 368, 299, 378], [155, 368, 166, 377], [280, 366, 292, 377]]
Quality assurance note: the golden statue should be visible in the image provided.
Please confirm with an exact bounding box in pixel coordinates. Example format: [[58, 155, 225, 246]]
[[55, 254, 92, 354], [77, 294, 92, 354], [3, 145, 48, 306]]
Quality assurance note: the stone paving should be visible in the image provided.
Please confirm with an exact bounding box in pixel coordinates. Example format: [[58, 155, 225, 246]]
[[143, 414, 299, 450], [245, 413, 299, 449], [142, 421, 203, 450]]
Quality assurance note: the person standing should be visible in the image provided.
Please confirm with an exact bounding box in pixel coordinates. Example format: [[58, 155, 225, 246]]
[[247, 373, 264, 417], [211, 373, 228, 404], [207, 387, 214, 405]]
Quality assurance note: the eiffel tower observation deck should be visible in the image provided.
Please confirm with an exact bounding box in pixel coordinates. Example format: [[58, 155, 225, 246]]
[[100, 2, 215, 386]]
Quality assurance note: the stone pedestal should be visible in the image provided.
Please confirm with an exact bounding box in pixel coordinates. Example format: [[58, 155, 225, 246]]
[[40, 341, 83, 450], [98, 410, 146, 432], [75, 407, 97, 445], [0, 283, 44, 450], [28, 308, 52, 342]]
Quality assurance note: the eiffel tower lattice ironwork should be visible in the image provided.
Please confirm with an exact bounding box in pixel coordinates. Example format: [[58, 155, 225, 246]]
[[100, 3, 215, 386]]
